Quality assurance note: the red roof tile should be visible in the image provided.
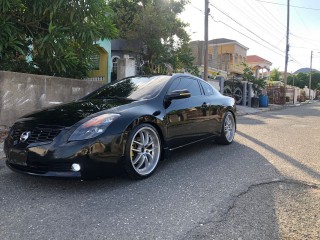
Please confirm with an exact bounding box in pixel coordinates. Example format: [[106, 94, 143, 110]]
[[247, 55, 272, 65]]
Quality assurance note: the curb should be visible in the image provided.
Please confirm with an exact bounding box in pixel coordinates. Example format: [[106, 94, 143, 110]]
[[236, 100, 319, 116], [236, 103, 297, 116]]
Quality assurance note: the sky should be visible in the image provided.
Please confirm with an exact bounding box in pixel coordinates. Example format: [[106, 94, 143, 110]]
[[180, 0, 320, 73]]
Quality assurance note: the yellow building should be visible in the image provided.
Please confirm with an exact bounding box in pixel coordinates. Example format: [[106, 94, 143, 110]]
[[87, 39, 112, 83], [190, 38, 249, 77]]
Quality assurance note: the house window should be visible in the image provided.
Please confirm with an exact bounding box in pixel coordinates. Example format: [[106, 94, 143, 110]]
[[92, 54, 100, 70]]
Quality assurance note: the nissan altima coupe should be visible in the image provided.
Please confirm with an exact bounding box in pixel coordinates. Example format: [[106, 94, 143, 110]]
[[4, 74, 236, 179]]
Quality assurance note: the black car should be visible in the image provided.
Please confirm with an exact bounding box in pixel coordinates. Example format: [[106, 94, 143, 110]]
[[4, 74, 236, 179]]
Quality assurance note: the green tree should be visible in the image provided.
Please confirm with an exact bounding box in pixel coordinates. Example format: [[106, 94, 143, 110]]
[[288, 72, 320, 90], [294, 72, 308, 89], [241, 62, 266, 95], [287, 75, 294, 86], [109, 0, 194, 73], [311, 72, 320, 90], [0, 0, 118, 78], [269, 68, 281, 82]]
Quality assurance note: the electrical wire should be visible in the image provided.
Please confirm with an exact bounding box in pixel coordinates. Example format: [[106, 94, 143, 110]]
[[209, 2, 285, 54], [223, 0, 284, 41], [288, 55, 306, 67], [189, 4, 285, 57], [245, 0, 320, 45], [189, 2, 311, 68], [254, 0, 287, 31], [241, 0, 286, 37], [208, 14, 285, 57], [253, 0, 320, 11]]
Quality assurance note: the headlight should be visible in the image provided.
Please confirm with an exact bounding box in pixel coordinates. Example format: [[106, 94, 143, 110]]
[[69, 113, 120, 141]]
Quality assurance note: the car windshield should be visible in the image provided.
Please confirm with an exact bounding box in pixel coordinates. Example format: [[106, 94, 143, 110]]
[[83, 76, 171, 101]]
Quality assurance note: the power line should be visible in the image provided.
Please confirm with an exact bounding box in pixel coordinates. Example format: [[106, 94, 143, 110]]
[[209, 2, 285, 54], [290, 34, 320, 50], [241, 0, 286, 37], [288, 55, 305, 68], [224, 0, 284, 41], [189, 2, 308, 68], [189, 4, 203, 13], [240, 0, 320, 47], [254, 0, 320, 11], [208, 14, 285, 57], [291, 46, 320, 51], [254, 0, 287, 31], [190, 3, 285, 57]]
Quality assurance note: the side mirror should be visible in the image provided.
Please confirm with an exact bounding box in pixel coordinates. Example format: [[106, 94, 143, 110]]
[[164, 89, 191, 108], [165, 89, 191, 101]]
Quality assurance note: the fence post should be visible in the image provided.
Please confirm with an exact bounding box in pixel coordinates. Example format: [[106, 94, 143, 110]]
[[242, 81, 248, 106], [219, 77, 225, 94], [248, 83, 253, 107]]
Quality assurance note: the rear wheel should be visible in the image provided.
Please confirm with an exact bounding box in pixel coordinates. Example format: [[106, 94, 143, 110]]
[[124, 124, 161, 179], [216, 111, 236, 145]]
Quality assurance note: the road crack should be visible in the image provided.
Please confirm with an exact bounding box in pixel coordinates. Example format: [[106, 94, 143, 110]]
[[182, 178, 320, 240]]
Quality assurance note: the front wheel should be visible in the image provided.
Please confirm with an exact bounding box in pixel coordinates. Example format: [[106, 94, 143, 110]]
[[123, 124, 162, 179], [216, 111, 236, 145]]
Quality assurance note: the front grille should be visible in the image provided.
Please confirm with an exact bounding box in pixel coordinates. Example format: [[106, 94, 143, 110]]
[[12, 124, 65, 144], [8, 162, 72, 174]]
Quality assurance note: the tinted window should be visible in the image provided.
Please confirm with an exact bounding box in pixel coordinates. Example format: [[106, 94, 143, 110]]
[[200, 81, 215, 95], [168, 77, 202, 96], [83, 76, 171, 100]]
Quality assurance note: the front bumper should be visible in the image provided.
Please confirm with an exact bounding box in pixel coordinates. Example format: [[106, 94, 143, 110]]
[[6, 160, 82, 177], [4, 132, 125, 178]]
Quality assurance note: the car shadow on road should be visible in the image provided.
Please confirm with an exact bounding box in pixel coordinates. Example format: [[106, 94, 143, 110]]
[[0, 138, 281, 191], [237, 130, 320, 180], [7, 135, 315, 239]]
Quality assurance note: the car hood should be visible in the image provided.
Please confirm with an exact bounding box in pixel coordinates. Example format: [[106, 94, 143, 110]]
[[17, 99, 139, 127]]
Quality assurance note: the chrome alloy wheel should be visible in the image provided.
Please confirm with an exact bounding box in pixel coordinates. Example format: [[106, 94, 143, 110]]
[[224, 112, 235, 143], [129, 126, 161, 176]]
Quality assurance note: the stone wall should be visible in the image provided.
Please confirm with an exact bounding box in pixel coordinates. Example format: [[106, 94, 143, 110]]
[[0, 71, 104, 127]]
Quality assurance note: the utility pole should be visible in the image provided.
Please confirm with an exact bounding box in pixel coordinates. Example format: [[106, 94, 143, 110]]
[[283, 0, 290, 104], [204, 0, 209, 81], [309, 50, 313, 100], [292, 72, 294, 86]]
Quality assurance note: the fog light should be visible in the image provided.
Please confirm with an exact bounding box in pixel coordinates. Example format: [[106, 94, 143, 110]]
[[71, 163, 81, 172]]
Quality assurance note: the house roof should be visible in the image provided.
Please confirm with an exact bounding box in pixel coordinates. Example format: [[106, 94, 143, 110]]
[[111, 39, 140, 51], [209, 38, 249, 50], [208, 38, 236, 44], [247, 55, 272, 65], [190, 38, 249, 50]]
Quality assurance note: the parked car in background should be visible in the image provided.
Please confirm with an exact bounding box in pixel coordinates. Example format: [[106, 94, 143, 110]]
[[4, 74, 236, 179]]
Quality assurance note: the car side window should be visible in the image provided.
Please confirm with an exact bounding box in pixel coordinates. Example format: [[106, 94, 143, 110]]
[[167, 77, 202, 96], [200, 81, 215, 96]]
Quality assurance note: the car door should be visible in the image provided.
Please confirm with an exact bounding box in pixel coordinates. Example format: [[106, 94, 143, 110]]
[[164, 76, 208, 149], [199, 80, 223, 136]]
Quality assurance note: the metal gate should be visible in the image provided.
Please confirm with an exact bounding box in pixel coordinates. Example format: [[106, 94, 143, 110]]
[[267, 86, 295, 104], [223, 79, 247, 105]]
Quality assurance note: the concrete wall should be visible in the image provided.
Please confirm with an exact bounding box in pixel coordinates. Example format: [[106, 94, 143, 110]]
[[0, 71, 104, 127], [117, 56, 136, 80]]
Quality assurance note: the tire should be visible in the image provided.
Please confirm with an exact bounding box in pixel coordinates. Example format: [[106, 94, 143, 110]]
[[123, 124, 162, 179], [216, 111, 236, 145]]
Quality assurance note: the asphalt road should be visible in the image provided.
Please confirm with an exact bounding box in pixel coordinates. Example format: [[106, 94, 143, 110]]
[[0, 102, 319, 240]]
